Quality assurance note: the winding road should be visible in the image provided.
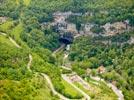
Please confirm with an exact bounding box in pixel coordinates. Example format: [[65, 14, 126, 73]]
[[42, 74, 70, 100], [90, 76, 124, 100], [1, 32, 69, 100], [59, 34, 124, 100], [60, 43, 91, 100], [1, 32, 124, 100]]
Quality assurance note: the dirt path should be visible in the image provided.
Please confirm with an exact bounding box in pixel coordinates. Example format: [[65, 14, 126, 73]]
[[9, 37, 21, 48], [27, 54, 32, 72], [26, 53, 69, 100], [0, 32, 7, 36], [62, 74, 90, 100], [0, 32, 21, 48], [26, 54, 69, 100], [0, 32, 32, 71], [42, 73, 70, 100]]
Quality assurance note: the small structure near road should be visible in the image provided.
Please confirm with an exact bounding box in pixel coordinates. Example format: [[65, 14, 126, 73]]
[[97, 66, 106, 74]]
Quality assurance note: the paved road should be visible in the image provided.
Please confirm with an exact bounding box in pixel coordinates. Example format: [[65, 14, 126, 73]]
[[108, 83, 124, 100]]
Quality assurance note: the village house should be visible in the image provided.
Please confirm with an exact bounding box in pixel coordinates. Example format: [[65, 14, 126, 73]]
[[97, 65, 106, 74]]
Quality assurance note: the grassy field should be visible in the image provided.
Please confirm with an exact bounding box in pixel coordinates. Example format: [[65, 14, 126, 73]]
[[0, 35, 14, 47]]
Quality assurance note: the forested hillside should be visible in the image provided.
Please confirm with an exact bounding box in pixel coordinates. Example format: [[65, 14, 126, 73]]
[[0, 0, 134, 100]]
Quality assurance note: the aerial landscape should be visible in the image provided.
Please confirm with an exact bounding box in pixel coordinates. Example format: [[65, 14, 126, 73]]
[[0, 0, 134, 100]]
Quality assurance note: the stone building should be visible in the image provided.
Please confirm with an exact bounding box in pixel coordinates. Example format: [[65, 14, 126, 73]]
[[97, 66, 106, 74]]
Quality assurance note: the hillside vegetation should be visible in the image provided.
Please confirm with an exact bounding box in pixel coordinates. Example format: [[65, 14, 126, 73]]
[[0, 0, 134, 100]]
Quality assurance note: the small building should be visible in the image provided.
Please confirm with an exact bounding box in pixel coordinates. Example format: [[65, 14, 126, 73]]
[[97, 66, 106, 74]]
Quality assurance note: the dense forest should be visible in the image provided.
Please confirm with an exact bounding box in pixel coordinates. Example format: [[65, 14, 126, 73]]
[[0, 0, 134, 100]]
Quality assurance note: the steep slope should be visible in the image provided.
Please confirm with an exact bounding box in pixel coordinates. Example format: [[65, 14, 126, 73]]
[[0, 33, 58, 100]]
